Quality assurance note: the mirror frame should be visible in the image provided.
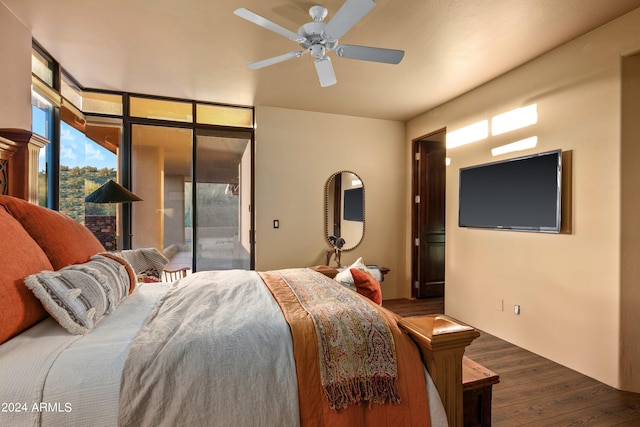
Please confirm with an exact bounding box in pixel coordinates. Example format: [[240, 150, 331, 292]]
[[324, 170, 365, 252]]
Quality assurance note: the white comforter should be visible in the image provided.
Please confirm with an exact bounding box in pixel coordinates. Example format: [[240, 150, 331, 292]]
[[0, 272, 447, 427], [118, 270, 300, 427]]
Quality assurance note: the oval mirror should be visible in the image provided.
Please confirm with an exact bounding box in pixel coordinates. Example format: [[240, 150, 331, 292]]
[[325, 171, 364, 252]]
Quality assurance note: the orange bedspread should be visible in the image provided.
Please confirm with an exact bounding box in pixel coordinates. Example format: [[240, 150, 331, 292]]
[[260, 270, 432, 427]]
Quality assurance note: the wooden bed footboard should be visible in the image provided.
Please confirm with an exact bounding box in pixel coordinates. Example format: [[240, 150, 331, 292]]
[[398, 314, 480, 427]]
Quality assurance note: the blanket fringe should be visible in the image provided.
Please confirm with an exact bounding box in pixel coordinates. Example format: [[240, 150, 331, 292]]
[[324, 376, 401, 411]]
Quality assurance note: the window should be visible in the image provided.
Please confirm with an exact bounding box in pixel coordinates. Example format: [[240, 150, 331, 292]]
[[31, 91, 53, 140], [59, 120, 117, 223], [83, 91, 123, 116], [61, 71, 83, 110], [30, 39, 255, 257], [196, 104, 253, 128], [31, 45, 54, 87], [130, 96, 192, 122], [32, 87, 60, 206], [31, 43, 58, 207]]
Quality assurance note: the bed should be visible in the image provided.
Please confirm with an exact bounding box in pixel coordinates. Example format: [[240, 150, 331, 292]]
[[0, 195, 476, 427]]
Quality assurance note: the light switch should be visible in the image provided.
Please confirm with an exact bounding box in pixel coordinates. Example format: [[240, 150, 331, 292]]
[[273, 220, 279, 228]]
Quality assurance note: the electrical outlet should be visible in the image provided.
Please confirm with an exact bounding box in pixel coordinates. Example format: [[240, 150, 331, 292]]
[[514, 304, 521, 315]]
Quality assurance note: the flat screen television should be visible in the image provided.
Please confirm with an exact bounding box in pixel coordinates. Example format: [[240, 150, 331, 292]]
[[458, 149, 562, 232], [343, 187, 363, 222]]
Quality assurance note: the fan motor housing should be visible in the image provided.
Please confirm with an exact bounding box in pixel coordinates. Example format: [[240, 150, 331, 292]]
[[299, 22, 328, 44]]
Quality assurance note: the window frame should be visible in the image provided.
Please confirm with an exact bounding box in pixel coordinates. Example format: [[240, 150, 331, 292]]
[[31, 39, 255, 256]]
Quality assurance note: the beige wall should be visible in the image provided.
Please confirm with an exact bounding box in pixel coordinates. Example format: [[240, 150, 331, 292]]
[[0, 2, 31, 130], [407, 8, 640, 390], [132, 145, 164, 250], [254, 106, 408, 299]]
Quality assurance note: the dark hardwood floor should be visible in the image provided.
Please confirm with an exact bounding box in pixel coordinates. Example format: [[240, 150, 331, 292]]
[[383, 298, 640, 426]]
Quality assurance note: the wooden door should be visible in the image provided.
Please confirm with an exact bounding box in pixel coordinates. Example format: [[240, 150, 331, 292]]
[[412, 130, 446, 298]]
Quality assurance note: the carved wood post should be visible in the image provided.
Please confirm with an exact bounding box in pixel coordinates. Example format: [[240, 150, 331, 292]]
[[398, 314, 479, 427], [0, 129, 48, 203]]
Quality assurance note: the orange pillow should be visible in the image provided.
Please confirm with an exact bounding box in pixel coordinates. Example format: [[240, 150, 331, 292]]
[[350, 268, 382, 305], [0, 195, 105, 270], [0, 206, 52, 344]]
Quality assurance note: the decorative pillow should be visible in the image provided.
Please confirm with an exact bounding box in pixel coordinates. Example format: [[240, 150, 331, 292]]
[[97, 252, 138, 295], [334, 257, 371, 291], [0, 195, 105, 270], [350, 268, 383, 305], [0, 206, 53, 344], [65, 255, 134, 311], [25, 267, 110, 335]]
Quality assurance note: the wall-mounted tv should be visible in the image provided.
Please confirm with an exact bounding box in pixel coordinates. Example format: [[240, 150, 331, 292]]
[[458, 149, 562, 232]]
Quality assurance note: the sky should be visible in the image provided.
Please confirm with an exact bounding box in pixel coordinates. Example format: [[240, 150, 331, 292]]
[[58, 124, 115, 169], [33, 105, 116, 170]]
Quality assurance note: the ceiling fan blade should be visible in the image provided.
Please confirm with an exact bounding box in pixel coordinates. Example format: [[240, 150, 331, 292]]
[[314, 57, 337, 87], [323, 0, 375, 40], [234, 8, 305, 43], [335, 44, 404, 64], [247, 50, 306, 69]]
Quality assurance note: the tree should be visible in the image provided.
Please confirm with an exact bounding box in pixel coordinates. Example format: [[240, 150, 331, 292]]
[[42, 166, 117, 222]]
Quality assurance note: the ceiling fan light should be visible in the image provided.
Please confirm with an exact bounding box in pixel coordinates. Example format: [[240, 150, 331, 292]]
[[315, 57, 337, 87]]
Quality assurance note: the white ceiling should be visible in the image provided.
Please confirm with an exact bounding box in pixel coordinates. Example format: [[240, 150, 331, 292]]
[[4, 0, 640, 121]]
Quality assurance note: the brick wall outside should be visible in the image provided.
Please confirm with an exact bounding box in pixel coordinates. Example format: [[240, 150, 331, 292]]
[[85, 215, 116, 251]]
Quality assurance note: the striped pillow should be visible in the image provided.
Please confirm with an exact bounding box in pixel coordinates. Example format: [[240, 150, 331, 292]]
[[67, 255, 132, 312], [25, 268, 110, 335]]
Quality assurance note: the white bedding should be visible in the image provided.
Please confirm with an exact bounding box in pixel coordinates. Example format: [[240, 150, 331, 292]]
[[0, 274, 448, 427], [119, 270, 300, 427], [0, 283, 169, 427]]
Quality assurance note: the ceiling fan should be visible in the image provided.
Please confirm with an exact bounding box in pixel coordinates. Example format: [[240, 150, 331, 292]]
[[234, 0, 404, 87]]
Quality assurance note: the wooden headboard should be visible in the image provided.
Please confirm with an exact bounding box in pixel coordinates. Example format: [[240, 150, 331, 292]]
[[0, 128, 48, 203]]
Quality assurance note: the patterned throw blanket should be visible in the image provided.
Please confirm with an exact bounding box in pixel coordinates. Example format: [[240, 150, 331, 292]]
[[119, 247, 169, 279], [272, 268, 400, 411]]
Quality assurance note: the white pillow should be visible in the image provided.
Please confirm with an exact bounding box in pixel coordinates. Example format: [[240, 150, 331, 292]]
[[334, 257, 372, 291], [25, 267, 109, 335]]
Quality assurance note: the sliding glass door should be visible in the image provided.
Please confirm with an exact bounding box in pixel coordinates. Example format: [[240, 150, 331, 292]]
[[193, 129, 253, 271], [130, 123, 253, 272], [131, 124, 193, 267]]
